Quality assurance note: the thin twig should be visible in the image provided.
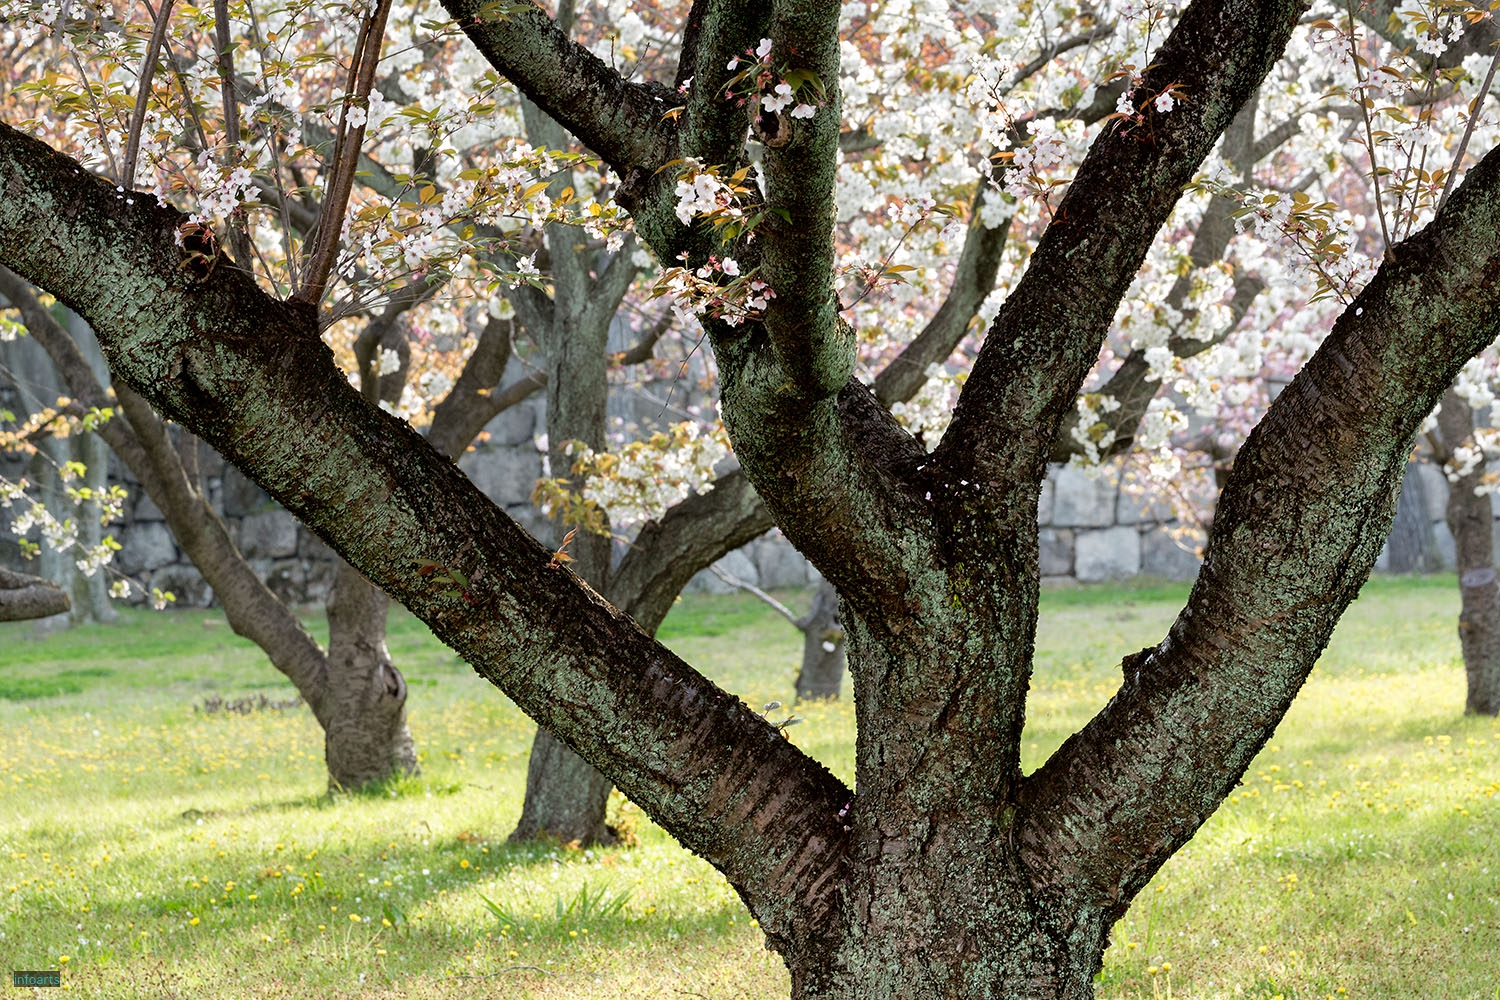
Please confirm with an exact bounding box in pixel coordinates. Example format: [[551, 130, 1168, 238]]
[[450, 964, 552, 978], [1344, 0, 1393, 256], [214, 0, 253, 266], [66, 49, 120, 181], [708, 564, 803, 629], [122, 0, 178, 190], [1438, 41, 1500, 211], [294, 0, 395, 306]]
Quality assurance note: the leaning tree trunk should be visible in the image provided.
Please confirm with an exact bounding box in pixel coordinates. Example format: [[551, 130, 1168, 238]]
[[322, 559, 419, 789], [1437, 391, 1500, 715], [795, 578, 846, 701]]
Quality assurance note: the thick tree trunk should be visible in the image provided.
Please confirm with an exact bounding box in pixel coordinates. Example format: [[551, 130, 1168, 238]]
[[323, 559, 418, 789], [507, 96, 626, 845], [791, 871, 1108, 1000], [1437, 392, 1500, 716], [795, 578, 845, 701]]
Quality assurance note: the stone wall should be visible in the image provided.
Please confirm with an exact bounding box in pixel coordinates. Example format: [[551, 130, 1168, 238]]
[[0, 414, 1466, 609]]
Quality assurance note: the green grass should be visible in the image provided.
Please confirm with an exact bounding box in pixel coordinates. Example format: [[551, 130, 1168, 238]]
[[0, 576, 1496, 998]]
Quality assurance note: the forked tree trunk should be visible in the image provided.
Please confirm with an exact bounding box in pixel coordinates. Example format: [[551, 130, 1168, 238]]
[[790, 872, 1109, 1000], [795, 578, 846, 701], [323, 559, 419, 789], [1437, 392, 1500, 715]]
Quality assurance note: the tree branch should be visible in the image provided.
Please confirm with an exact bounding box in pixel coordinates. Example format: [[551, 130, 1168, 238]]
[[610, 469, 776, 631], [439, 0, 675, 178], [0, 566, 70, 621], [756, 0, 847, 400], [1017, 140, 1500, 913], [0, 121, 850, 955]]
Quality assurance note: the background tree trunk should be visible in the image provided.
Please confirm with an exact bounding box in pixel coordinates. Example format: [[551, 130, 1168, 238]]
[[66, 311, 117, 623], [1436, 391, 1500, 715], [795, 578, 846, 701], [322, 559, 418, 790], [510, 728, 617, 844], [1385, 461, 1441, 573]]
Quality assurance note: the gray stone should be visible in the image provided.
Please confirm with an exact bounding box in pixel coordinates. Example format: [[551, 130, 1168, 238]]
[[751, 535, 812, 589], [133, 493, 166, 522], [483, 394, 539, 447], [298, 528, 334, 562], [1074, 526, 1140, 582], [1036, 474, 1055, 526], [304, 559, 338, 604], [1140, 527, 1202, 581], [221, 465, 273, 516], [148, 564, 212, 607], [1038, 528, 1073, 577], [263, 559, 307, 605], [1050, 465, 1118, 527], [1116, 485, 1174, 525], [239, 510, 299, 559], [117, 521, 177, 573], [687, 549, 759, 594], [460, 446, 543, 507], [1413, 462, 1449, 522], [195, 447, 225, 479]]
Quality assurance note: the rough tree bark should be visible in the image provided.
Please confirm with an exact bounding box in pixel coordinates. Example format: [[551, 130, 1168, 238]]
[[9, 0, 1500, 990], [1435, 390, 1500, 715]]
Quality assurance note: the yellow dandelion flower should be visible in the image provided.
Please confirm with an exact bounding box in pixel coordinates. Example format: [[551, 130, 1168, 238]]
[[349, 913, 361, 922], [58, 956, 70, 964], [189, 917, 200, 926]]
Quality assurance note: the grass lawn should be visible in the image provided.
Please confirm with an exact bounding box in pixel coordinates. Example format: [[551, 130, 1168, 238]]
[[0, 574, 1496, 999]]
